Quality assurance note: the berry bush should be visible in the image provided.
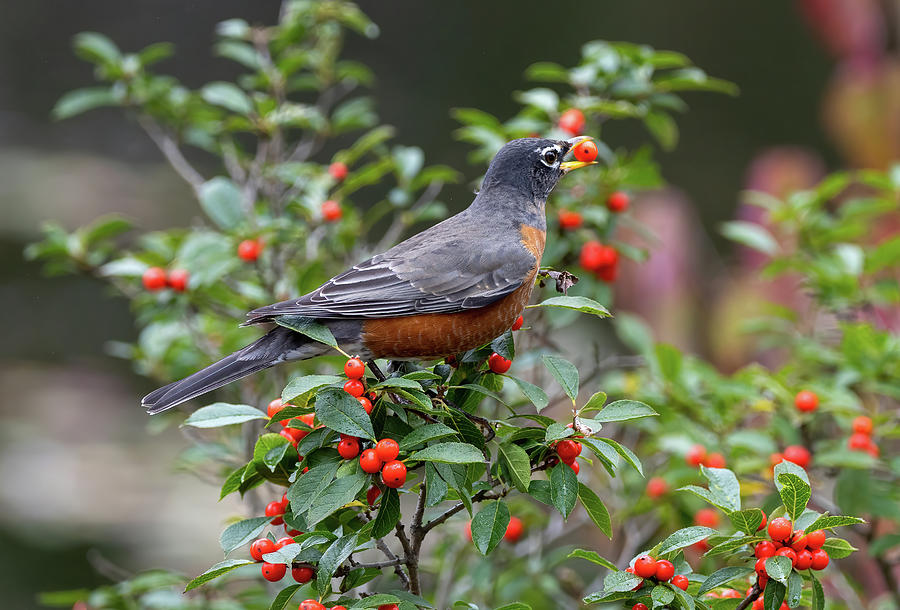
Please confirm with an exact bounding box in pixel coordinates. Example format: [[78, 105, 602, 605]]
[[29, 2, 897, 609]]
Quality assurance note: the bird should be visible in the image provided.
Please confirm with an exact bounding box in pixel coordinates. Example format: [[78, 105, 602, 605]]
[[142, 136, 595, 414]]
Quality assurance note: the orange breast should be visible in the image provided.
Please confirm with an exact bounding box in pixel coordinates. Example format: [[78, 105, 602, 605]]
[[361, 225, 545, 359]]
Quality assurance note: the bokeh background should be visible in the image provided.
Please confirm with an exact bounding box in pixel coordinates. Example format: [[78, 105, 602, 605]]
[[1, 1, 895, 607]]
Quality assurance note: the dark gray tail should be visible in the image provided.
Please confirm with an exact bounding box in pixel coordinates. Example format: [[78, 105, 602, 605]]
[[141, 326, 309, 414]]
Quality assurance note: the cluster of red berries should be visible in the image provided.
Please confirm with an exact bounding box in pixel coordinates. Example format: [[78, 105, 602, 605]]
[[342, 357, 374, 414], [626, 555, 690, 594], [249, 532, 312, 583], [579, 241, 618, 282], [770, 444, 811, 471], [755, 517, 830, 585], [465, 515, 524, 544], [847, 415, 879, 457], [142, 267, 190, 292], [554, 438, 583, 474], [268, 398, 317, 448], [684, 444, 726, 468], [358, 438, 407, 488]]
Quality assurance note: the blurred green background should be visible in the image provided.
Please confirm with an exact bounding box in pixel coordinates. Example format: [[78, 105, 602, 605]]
[[0, 1, 847, 607]]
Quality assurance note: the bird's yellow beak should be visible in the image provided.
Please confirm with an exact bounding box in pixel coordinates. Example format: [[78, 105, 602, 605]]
[[560, 135, 597, 173]]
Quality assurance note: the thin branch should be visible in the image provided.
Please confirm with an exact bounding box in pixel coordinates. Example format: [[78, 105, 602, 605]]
[[735, 582, 761, 610], [374, 537, 409, 590], [137, 116, 205, 191], [334, 557, 406, 577], [394, 522, 417, 593]]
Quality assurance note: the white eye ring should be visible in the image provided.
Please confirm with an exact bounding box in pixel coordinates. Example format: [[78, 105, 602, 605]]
[[539, 146, 561, 167]]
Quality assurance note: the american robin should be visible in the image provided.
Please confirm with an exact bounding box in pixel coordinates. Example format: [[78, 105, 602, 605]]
[[142, 136, 595, 413]]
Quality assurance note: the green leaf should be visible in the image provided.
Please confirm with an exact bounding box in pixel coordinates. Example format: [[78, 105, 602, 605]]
[[316, 533, 358, 596], [275, 316, 338, 348], [803, 515, 865, 533], [73, 32, 121, 65], [183, 403, 267, 428], [282, 375, 342, 406], [184, 559, 253, 592], [811, 574, 825, 610], [704, 534, 760, 558], [425, 462, 448, 507], [528, 479, 552, 505], [549, 464, 578, 519], [287, 461, 340, 516], [509, 376, 550, 411], [201, 81, 254, 114], [498, 442, 531, 493], [471, 500, 509, 555], [52, 87, 119, 119], [348, 594, 402, 608], [763, 580, 786, 610], [601, 570, 643, 594], [305, 472, 368, 527], [729, 509, 764, 535], [720, 221, 778, 255], [372, 487, 400, 538], [545, 422, 574, 443], [697, 566, 754, 595], [198, 177, 245, 230], [595, 437, 644, 476], [315, 388, 375, 441], [578, 483, 611, 537], [786, 570, 803, 608], [773, 460, 809, 491], [655, 343, 682, 381], [592, 399, 658, 422], [701, 466, 741, 512], [409, 442, 484, 464], [764, 556, 792, 584], [399, 423, 459, 451], [541, 355, 579, 401], [269, 584, 302, 610], [822, 537, 857, 558], [219, 516, 270, 555], [491, 329, 515, 360], [515, 87, 559, 114], [567, 548, 616, 570], [536, 295, 611, 317], [776, 473, 811, 521], [644, 110, 679, 150], [671, 585, 696, 610], [495, 604, 531, 610], [652, 584, 676, 606], [656, 526, 717, 556]]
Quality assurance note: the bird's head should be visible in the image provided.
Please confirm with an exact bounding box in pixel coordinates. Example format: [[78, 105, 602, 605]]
[[479, 136, 596, 202]]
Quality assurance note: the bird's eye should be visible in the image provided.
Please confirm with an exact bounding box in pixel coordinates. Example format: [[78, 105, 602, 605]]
[[542, 149, 558, 165]]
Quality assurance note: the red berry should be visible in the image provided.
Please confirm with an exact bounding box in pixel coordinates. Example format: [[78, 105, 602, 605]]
[[805, 529, 826, 549], [848, 432, 870, 450], [794, 390, 819, 412], [646, 477, 668, 498], [632, 605, 649, 610], [167, 269, 189, 292], [655, 559, 675, 582], [790, 530, 808, 552], [783, 445, 811, 469], [268, 398, 288, 421], [285, 526, 303, 537], [607, 191, 629, 213], [755, 540, 776, 559], [511, 315, 524, 330], [685, 444, 707, 467], [237, 239, 262, 261], [867, 440, 880, 457], [810, 548, 829, 570], [752, 600, 764, 610], [704, 452, 726, 468], [265, 501, 285, 525], [142, 267, 167, 291], [596, 261, 618, 282], [572, 139, 598, 163], [299, 413, 316, 427], [633, 555, 657, 578], [299, 601, 326, 610], [337, 437, 360, 460], [331, 606, 348, 610], [328, 162, 348, 181], [558, 209, 583, 230], [358, 396, 373, 414], [282, 426, 308, 443], [776, 547, 797, 566], [694, 508, 719, 528], [795, 549, 813, 570], [569, 460, 579, 474], [279, 429, 299, 447], [692, 539, 710, 553], [275, 536, 296, 548], [852, 415, 873, 435], [382, 460, 407, 488], [375, 438, 400, 462], [465, 520, 472, 541], [558, 108, 585, 135], [721, 589, 741, 598], [770, 452, 784, 468], [261, 562, 286, 582], [322, 200, 342, 222], [366, 485, 381, 506], [250, 538, 276, 561], [556, 439, 581, 464], [343, 379, 365, 397], [488, 352, 512, 374], [359, 448, 383, 474], [344, 357, 365, 379], [758, 511, 768, 531], [377, 605, 399, 610], [768, 517, 793, 541], [754, 557, 768, 578], [672, 574, 689, 591], [579, 241, 617, 272], [625, 566, 643, 590], [504, 516, 524, 542], [291, 565, 314, 583]]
